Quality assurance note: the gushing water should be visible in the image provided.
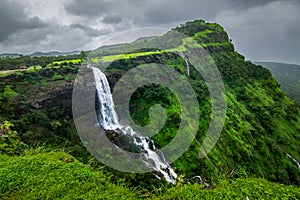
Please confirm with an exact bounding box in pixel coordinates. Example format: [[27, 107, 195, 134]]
[[182, 53, 190, 77], [91, 66, 177, 184], [93, 67, 119, 130], [287, 153, 300, 172]]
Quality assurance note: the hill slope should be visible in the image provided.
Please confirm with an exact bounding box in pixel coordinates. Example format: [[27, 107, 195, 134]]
[[256, 62, 300, 104], [1, 152, 299, 199]]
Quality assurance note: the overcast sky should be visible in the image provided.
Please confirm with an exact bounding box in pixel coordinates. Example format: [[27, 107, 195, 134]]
[[0, 0, 299, 64]]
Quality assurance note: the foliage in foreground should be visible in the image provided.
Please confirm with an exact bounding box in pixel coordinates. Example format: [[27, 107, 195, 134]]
[[0, 152, 139, 200], [157, 178, 300, 200], [0, 152, 299, 200], [0, 120, 27, 155]]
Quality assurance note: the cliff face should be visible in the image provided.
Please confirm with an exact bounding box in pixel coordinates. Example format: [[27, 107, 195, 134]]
[[0, 19, 299, 185]]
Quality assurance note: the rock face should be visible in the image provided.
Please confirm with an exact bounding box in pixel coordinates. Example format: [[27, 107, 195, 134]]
[[105, 129, 123, 139]]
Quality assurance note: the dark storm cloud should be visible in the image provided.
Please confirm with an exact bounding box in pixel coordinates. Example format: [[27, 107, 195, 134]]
[[140, 0, 281, 24], [0, 0, 111, 53], [65, 0, 114, 17], [216, 0, 300, 64], [102, 14, 122, 24], [0, 0, 47, 42], [64, 0, 284, 25], [65, 0, 219, 24], [1, 22, 112, 53], [140, 0, 223, 24], [227, 0, 281, 9], [68, 23, 107, 37]]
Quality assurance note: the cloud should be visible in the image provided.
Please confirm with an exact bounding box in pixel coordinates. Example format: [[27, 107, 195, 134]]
[[227, 0, 281, 9], [102, 14, 123, 24], [68, 23, 109, 37], [65, 0, 114, 17], [65, 0, 219, 25], [63, 0, 284, 26], [0, 0, 299, 64], [0, 22, 112, 53], [0, 0, 113, 54], [215, 0, 300, 64], [0, 0, 47, 42]]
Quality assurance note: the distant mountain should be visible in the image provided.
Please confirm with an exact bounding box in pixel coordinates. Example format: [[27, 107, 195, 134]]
[[0, 53, 22, 58], [0, 51, 81, 58], [95, 36, 157, 51], [96, 43, 127, 51], [29, 50, 81, 57], [256, 62, 300, 104], [132, 36, 157, 43]]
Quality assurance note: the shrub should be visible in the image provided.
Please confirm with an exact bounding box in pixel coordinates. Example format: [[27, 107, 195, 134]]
[[0, 120, 27, 155]]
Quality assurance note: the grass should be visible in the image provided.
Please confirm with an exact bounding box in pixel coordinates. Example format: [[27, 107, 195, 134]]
[[1, 152, 299, 199], [0, 152, 139, 200], [101, 51, 164, 62], [0, 65, 42, 77], [201, 41, 232, 48], [194, 29, 213, 37], [52, 59, 82, 65], [156, 178, 300, 199]]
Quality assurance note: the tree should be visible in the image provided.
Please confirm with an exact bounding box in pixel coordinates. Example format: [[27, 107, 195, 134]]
[[0, 85, 18, 101], [0, 120, 27, 155]]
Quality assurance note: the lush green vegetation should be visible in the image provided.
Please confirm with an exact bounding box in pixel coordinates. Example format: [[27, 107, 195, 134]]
[[0, 52, 87, 70], [0, 151, 299, 199], [101, 20, 300, 185], [0, 152, 140, 200], [102, 51, 163, 62], [256, 62, 300, 104], [0, 19, 300, 199]]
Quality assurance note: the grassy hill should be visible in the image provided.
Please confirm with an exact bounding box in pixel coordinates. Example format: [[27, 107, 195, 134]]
[[256, 62, 300, 104], [0, 151, 299, 199]]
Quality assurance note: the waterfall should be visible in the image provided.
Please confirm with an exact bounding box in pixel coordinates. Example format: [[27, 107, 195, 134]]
[[287, 153, 300, 172], [93, 67, 119, 130], [91, 66, 178, 184], [182, 53, 190, 77]]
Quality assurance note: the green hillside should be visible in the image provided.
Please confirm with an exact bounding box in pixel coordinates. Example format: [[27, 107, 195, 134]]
[[256, 62, 300, 104], [0, 19, 300, 198], [0, 152, 299, 199]]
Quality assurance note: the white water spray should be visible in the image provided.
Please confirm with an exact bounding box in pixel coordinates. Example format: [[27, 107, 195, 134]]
[[287, 153, 300, 172], [91, 66, 177, 183], [182, 53, 190, 77]]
